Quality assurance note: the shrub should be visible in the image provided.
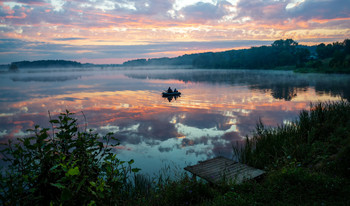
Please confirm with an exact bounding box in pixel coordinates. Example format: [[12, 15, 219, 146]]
[[0, 110, 140, 205]]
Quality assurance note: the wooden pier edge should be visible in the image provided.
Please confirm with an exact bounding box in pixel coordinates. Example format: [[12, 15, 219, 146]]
[[184, 156, 265, 185]]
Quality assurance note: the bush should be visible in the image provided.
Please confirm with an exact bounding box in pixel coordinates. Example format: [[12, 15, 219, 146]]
[[0, 110, 140, 205], [306, 60, 323, 68]]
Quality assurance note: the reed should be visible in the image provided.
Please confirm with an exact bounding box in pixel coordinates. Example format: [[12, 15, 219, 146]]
[[234, 101, 350, 176]]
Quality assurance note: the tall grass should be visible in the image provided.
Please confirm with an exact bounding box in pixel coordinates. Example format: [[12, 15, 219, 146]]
[[234, 101, 350, 176]]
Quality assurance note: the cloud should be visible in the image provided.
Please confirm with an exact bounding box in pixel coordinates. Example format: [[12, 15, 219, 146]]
[[286, 0, 350, 20], [158, 146, 173, 152], [179, 1, 230, 22], [0, 38, 26, 51], [0, 38, 272, 64], [178, 112, 231, 130], [236, 0, 350, 24], [0, 0, 349, 64], [15, 0, 47, 5], [236, 0, 287, 21], [53, 37, 87, 41]]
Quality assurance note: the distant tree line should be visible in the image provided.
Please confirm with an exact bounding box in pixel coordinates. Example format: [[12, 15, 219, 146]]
[[191, 39, 312, 69], [123, 54, 197, 66], [123, 39, 350, 73], [10, 60, 83, 69], [123, 39, 311, 69]]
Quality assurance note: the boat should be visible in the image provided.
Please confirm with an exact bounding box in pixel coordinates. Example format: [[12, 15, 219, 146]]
[[162, 91, 181, 97]]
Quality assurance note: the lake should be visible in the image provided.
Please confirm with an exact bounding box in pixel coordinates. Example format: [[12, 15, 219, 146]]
[[1, 67, 349, 175]]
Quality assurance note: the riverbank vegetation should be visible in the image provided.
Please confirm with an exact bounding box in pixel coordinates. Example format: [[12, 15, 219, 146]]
[[1, 101, 350, 205]]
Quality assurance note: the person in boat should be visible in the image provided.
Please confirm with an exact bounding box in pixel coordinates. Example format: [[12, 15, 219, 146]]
[[167, 87, 173, 93], [174, 88, 178, 93]]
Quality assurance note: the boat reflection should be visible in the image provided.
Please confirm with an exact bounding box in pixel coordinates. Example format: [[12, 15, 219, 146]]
[[163, 93, 181, 102], [162, 89, 181, 102]]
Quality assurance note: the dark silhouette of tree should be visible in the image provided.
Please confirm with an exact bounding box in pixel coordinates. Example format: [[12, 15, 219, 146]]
[[343, 39, 350, 54], [329, 50, 346, 68], [272, 39, 298, 48], [271, 86, 297, 101], [123, 58, 147, 66], [316, 43, 334, 59], [8, 63, 18, 72], [121, 38, 350, 73], [296, 48, 311, 67], [11, 60, 82, 68]]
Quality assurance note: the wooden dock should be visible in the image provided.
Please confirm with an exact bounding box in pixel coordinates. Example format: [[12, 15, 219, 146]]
[[184, 156, 265, 185]]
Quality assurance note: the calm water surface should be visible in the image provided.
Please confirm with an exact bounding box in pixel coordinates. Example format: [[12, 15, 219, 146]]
[[1, 67, 349, 175]]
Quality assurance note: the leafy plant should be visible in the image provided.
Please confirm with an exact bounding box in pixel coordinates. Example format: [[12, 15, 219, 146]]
[[0, 110, 139, 205]]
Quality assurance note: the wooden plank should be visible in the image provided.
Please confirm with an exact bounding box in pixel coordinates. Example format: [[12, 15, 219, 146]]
[[184, 156, 265, 185]]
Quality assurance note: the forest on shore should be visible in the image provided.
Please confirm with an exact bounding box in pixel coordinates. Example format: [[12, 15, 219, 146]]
[[5, 39, 350, 74], [123, 39, 350, 73]]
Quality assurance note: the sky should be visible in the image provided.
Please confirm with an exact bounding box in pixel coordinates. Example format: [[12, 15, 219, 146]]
[[0, 0, 349, 65]]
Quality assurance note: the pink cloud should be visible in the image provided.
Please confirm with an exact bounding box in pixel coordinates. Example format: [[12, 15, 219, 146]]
[[0, 0, 349, 64], [6, 12, 27, 19]]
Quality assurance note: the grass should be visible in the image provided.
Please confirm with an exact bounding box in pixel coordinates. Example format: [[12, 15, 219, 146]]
[[235, 101, 350, 175], [204, 168, 349, 206], [1, 101, 350, 205]]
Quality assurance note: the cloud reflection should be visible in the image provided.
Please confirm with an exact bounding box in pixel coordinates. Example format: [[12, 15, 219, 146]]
[[0, 68, 348, 174]]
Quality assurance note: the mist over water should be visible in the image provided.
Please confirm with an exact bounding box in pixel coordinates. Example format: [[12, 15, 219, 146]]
[[1, 67, 349, 175]]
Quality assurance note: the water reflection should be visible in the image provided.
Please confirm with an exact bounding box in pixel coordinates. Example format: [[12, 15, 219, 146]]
[[0, 68, 349, 175], [11, 75, 81, 82], [126, 70, 350, 101], [163, 94, 181, 102]]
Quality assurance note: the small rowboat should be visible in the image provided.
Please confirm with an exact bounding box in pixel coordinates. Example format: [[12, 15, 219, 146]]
[[162, 91, 181, 97]]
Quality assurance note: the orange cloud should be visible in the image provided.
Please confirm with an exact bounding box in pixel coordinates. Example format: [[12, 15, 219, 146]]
[[311, 17, 350, 24]]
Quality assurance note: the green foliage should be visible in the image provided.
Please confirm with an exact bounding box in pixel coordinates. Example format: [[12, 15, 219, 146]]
[[272, 39, 298, 48], [316, 43, 335, 59], [303, 39, 350, 73], [205, 167, 349, 206], [234, 101, 350, 177], [0, 110, 140, 205], [138, 175, 217, 206], [305, 59, 323, 69], [159, 177, 211, 205]]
